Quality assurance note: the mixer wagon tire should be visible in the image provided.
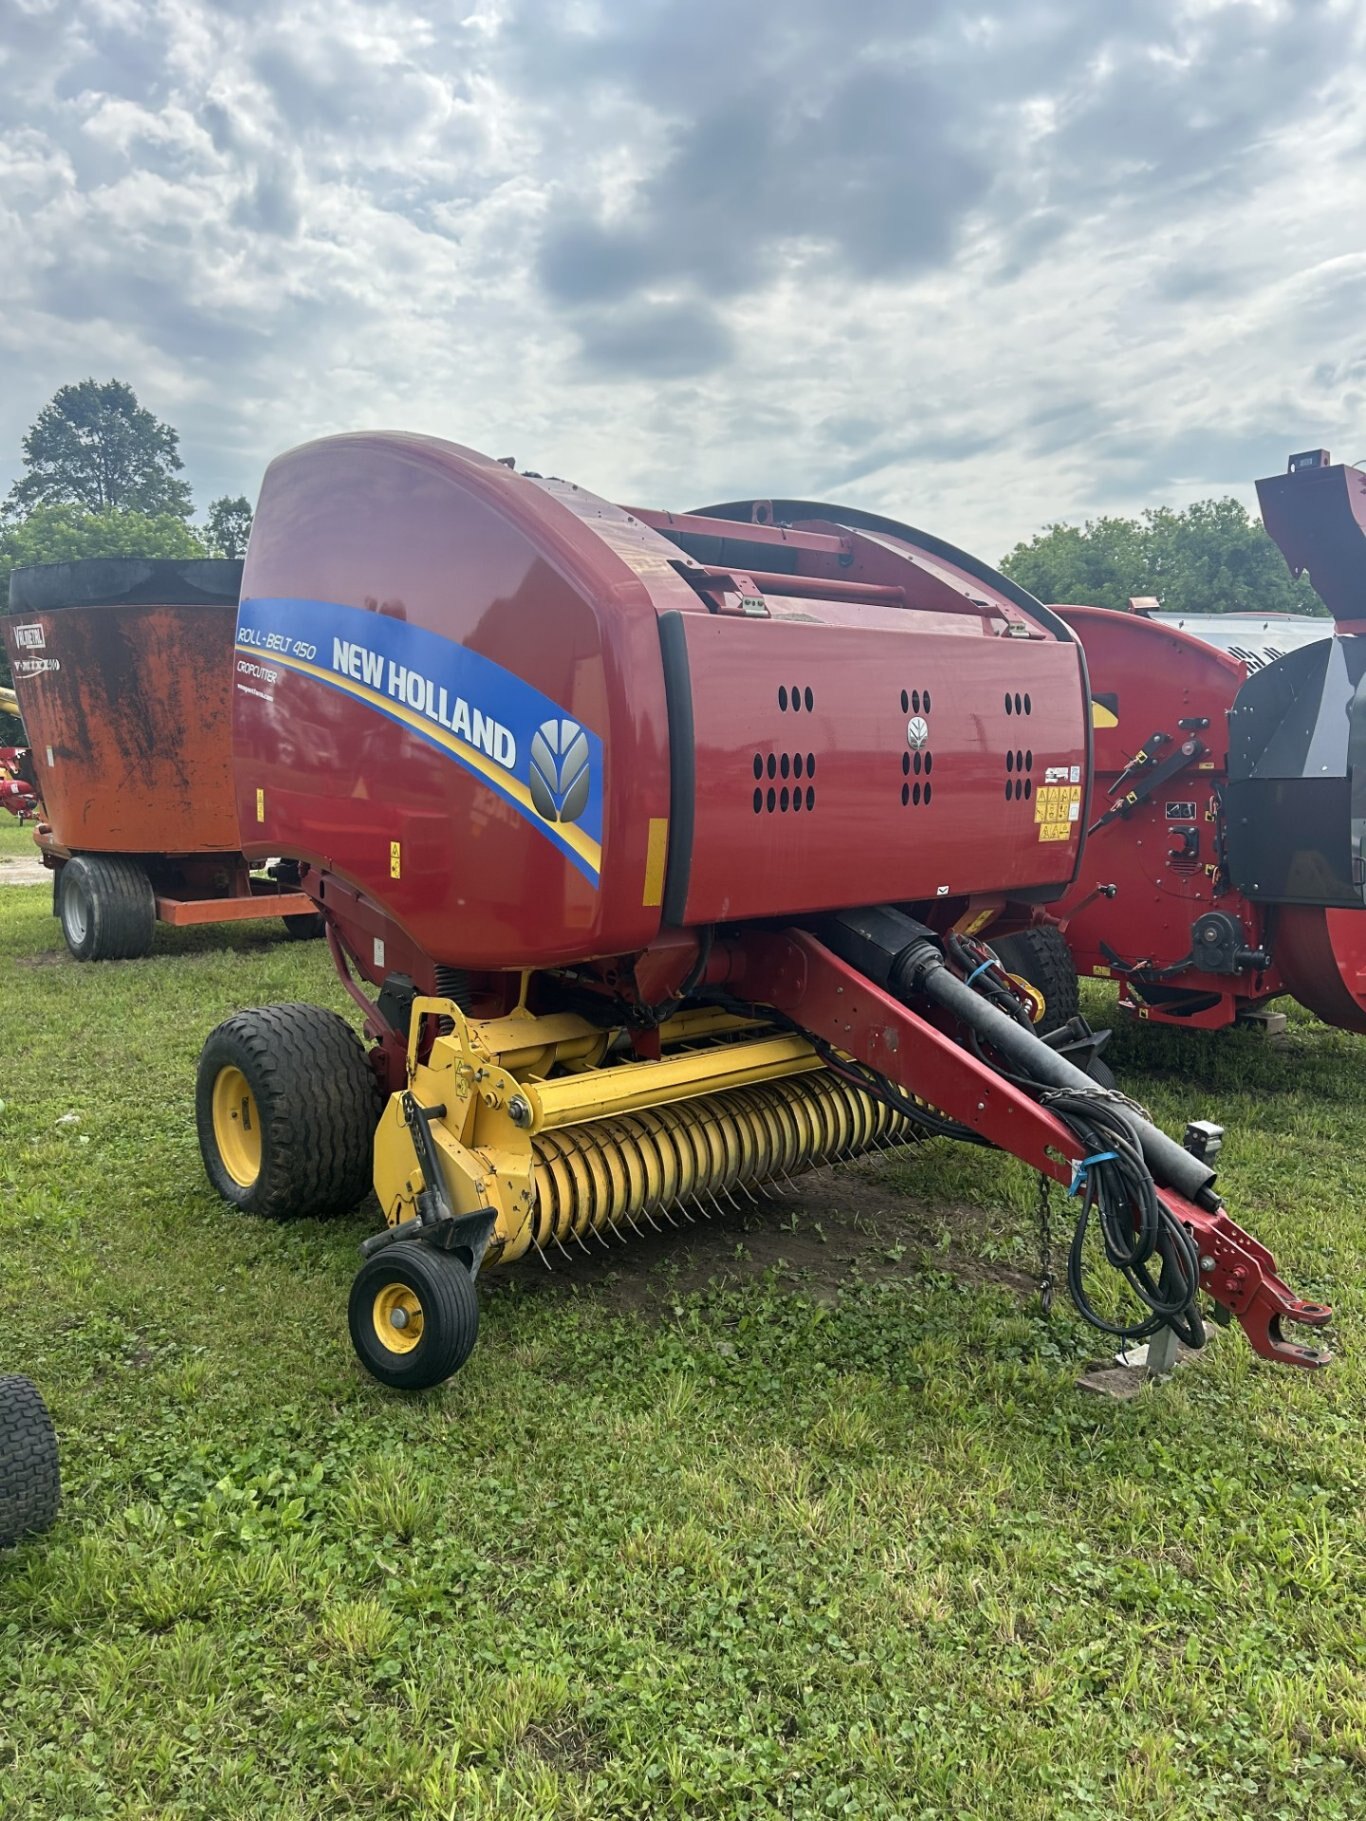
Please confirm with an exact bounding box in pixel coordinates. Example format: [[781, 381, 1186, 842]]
[[989, 926, 1080, 1038], [0, 1375, 61, 1547], [58, 855, 155, 962], [348, 1247, 480, 1390], [281, 912, 326, 941], [196, 1004, 381, 1220]]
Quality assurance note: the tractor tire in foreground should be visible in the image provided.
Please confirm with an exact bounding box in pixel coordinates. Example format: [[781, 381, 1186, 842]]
[[196, 1003, 380, 1219], [990, 924, 1081, 1037], [349, 1245, 480, 1390], [0, 1376, 60, 1547], [58, 854, 156, 961]]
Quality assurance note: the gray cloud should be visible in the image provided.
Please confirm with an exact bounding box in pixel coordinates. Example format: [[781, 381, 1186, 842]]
[[575, 299, 735, 379], [0, 0, 1362, 553]]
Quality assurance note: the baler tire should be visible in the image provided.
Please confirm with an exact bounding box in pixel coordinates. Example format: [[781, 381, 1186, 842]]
[[196, 1003, 381, 1219], [58, 855, 156, 962], [281, 913, 326, 941], [0, 1375, 61, 1547], [348, 1247, 480, 1390], [989, 925, 1081, 1038]]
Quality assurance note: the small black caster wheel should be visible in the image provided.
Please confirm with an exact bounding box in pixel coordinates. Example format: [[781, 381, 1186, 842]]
[[349, 1245, 480, 1390]]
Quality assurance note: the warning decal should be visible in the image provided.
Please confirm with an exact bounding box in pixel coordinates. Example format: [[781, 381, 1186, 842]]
[[1036, 782, 1082, 843]]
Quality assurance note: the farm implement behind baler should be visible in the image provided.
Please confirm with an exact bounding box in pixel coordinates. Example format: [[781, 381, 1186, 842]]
[[1049, 448, 1366, 1035], [195, 432, 1329, 1388], [0, 685, 38, 823], [1, 559, 322, 959], [1, 748, 38, 823]]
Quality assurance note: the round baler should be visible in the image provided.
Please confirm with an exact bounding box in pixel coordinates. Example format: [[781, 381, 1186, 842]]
[[2, 559, 323, 958], [1048, 448, 1366, 1035], [197, 432, 1329, 1388]]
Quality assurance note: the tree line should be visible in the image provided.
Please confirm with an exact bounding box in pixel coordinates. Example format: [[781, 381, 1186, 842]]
[[998, 495, 1324, 618], [0, 379, 1327, 738], [0, 380, 254, 720]]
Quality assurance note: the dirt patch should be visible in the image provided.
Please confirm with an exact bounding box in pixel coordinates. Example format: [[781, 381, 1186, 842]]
[[0, 857, 50, 886], [502, 1154, 1041, 1318], [11, 948, 68, 967], [517, 1718, 607, 1777]]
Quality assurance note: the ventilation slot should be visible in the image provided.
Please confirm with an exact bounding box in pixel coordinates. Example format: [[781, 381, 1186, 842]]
[[752, 750, 818, 814], [1004, 747, 1034, 802]]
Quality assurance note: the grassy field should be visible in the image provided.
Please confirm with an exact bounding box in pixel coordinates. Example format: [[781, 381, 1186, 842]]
[[3, 817, 1366, 1819]]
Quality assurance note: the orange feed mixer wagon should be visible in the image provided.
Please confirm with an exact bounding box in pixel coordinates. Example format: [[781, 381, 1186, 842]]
[[2, 558, 321, 959]]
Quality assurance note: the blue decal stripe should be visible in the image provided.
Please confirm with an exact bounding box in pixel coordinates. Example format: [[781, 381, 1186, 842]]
[[237, 594, 605, 845], [239, 642, 602, 883]]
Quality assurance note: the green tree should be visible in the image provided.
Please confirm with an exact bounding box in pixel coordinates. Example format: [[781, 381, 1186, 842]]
[[6, 379, 194, 520], [999, 516, 1150, 613], [204, 495, 253, 558], [0, 505, 207, 703], [1001, 498, 1326, 616]]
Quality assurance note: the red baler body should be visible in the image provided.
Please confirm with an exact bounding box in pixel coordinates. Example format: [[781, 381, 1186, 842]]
[[237, 434, 1091, 975], [1047, 447, 1366, 1037], [211, 433, 1330, 1375], [1052, 506, 1366, 1038], [1052, 606, 1294, 1028]]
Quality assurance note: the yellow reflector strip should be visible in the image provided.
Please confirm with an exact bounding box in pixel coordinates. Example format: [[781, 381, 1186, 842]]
[[255, 787, 265, 823], [642, 817, 669, 907]]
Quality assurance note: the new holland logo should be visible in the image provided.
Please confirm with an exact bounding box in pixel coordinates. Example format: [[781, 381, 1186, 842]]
[[906, 715, 930, 750], [529, 717, 591, 825]]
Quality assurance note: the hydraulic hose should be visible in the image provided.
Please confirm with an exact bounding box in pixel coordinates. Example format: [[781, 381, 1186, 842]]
[[823, 907, 1219, 1211], [818, 906, 1210, 1347]]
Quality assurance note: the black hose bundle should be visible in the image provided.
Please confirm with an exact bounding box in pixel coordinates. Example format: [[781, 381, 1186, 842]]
[[1042, 1087, 1204, 1347], [946, 943, 1206, 1346], [696, 923, 1207, 1348]]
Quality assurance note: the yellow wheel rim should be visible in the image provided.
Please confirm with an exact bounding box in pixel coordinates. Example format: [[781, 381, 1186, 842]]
[[212, 1066, 262, 1187], [373, 1283, 424, 1355]]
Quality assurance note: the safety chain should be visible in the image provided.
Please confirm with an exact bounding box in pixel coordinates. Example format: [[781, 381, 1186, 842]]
[[1035, 1173, 1055, 1317]]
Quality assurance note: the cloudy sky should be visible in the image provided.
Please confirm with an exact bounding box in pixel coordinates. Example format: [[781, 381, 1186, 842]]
[[1, 0, 1363, 559]]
